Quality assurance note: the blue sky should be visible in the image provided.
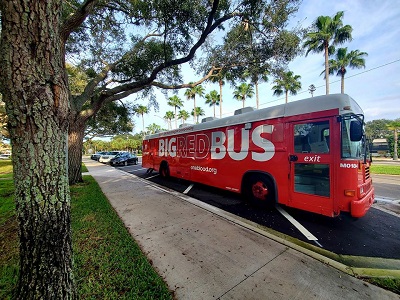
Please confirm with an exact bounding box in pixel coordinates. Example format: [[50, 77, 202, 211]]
[[131, 0, 400, 133]]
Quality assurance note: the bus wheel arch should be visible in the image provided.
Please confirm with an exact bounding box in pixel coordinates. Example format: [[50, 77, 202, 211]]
[[159, 160, 170, 178], [241, 172, 277, 206]]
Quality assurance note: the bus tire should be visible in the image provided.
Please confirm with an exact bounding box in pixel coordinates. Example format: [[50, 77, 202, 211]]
[[244, 174, 275, 207], [159, 162, 170, 178]]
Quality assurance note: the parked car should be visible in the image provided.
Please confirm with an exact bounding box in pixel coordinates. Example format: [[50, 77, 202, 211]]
[[110, 152, 138, 166], [90, 151, 108, 161], [99, 151, 122, 163]]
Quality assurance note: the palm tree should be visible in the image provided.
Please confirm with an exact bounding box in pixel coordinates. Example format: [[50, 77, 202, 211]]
[[146, 123, 162, 134], [303, 11, 352, 95], [178, 109, 190, 124], [205, 90, 220, 117], [209, 71, 226, 118], [387, 121, 400, 160], [178, 110, 190, 125], [134, 105, 149, 134], [324, 47, 367, 94], [167, 95, 183, 129], [184, 84, 205, 123], [164, 111, 175, 130], [233, 83, 254, 108], [272, 71, 302, 103], [191, 107, 205, 124], [243, 68, 269, 109]]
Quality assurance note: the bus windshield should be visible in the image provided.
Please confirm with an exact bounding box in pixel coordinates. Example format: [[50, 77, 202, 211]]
[[341, 114, 365, 159]]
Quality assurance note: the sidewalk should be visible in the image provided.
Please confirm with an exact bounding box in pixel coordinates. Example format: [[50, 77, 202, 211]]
[[83, 158, 399, 299]]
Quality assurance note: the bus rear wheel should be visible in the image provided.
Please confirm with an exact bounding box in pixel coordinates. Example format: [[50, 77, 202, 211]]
[[159, 162, 170, 178], [245, 174, 275, 207]]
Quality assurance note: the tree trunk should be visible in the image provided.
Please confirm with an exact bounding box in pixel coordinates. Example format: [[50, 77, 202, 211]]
[[324, 42, 330, 95], [341, 73, 345, 94], [0, 1, 76, 298], [394, 129, 398, 161], [142, 114, 145, 133], [174, 107, 178, 129], [219, 80, 223, 118], [68, 117, 86, 184], [193, 96, 197, 123]]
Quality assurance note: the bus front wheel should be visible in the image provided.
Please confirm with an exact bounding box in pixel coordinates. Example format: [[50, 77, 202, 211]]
[[159, 162, 170, 178], [245, 174, 275, 207]]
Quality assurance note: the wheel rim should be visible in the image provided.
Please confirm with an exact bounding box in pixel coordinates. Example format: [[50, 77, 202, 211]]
[[252, 181, 269, 200], [160, 164, 169, 177]]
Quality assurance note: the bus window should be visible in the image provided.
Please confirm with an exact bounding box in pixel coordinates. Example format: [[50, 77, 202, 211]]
[[294, 121, 330, 154], [294, 164, 330, 197], [322, 128, 330, 147], [341, 117, 363, 159]]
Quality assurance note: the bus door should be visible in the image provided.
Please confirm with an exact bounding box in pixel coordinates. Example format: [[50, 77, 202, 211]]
[[288, 119, 334, 216], [148, 140, 156, 168]]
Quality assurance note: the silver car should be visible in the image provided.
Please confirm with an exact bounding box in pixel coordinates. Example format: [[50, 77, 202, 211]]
[[99, 151, 123, 163]]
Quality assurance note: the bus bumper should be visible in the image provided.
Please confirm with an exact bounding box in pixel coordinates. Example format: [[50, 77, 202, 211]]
[[350, 187, 375, 218]]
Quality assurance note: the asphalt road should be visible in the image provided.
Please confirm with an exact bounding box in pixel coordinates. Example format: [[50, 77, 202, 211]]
[[107, 159, 400, 260], [372, 174, 400, 200], [372, 158, 400, 166]]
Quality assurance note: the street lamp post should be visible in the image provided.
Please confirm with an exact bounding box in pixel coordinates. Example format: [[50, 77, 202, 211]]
[[308, 84, 316, 97]]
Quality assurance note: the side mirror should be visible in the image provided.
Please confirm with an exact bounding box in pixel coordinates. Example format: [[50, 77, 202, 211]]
[[350, 120, 363, 141]]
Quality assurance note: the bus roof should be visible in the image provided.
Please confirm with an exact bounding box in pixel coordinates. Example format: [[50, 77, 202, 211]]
[[144, 93, 363, 140]]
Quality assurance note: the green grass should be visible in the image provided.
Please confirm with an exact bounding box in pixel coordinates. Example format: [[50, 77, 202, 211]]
[[0, 161, 172, 299], [365, 278, 400, 295], [0, 161, 18, 299], [81, 163, 88, 173], [370, 164, 400, 175], [0, 160, 13, 177], [71, 177, 172, 299]]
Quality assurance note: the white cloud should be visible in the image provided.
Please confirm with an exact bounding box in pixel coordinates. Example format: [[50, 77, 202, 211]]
[[363, 95, 400, 120]]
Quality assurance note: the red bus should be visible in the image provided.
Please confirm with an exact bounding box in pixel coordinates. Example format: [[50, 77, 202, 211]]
[[142, 94, 374, 218]]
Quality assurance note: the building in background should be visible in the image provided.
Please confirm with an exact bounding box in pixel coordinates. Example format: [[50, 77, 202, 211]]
[[371, 138, 390, 157]]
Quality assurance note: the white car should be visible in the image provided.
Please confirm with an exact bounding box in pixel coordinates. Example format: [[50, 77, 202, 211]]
[[99, 151, 124, 163], [0, 154, 11, 160]]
